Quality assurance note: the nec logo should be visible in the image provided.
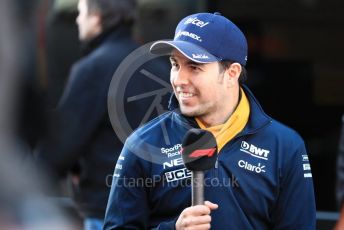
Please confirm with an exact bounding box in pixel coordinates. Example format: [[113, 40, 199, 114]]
[[163, 158, 184, 169], [240, 141, 270, 160]]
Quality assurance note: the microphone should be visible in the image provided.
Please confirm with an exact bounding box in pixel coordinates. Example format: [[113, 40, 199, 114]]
[[182, 128, 217, 206]]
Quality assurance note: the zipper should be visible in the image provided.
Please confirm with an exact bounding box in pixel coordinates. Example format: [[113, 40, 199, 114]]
[[213, 154, 219, 179]]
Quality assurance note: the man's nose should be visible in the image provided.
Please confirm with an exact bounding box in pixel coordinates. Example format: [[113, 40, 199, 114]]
[[173, 67, 189, 86]]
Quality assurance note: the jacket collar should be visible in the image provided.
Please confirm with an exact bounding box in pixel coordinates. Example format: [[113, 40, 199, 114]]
[[240, 85, 272, 135], [80, 25, 132, 56], [168, 84, 272, 135]]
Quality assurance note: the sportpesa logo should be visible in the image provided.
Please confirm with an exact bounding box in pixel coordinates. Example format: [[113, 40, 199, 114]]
[[161, 144, 182, 158], [240, 141, 270, 160]]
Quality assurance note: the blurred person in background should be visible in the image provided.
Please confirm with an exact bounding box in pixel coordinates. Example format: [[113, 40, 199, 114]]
[[37, 0, 136, 228], [35, 0, 170, 229], [0, 0, 76, 229]]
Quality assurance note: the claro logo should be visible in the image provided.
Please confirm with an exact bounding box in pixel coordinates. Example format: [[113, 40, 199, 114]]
[[240, 141, 270, 160], [238, 160, 266, 174]]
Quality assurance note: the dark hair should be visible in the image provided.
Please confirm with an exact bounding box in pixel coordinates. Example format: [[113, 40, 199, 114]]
[[219, 61, 247, 84], [86, 0, 137, 30]]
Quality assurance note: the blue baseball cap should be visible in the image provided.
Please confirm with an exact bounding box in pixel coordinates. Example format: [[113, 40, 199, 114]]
[[150, 12, 248, 66]]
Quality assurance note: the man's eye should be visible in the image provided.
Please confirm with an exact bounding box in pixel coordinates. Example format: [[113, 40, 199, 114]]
[[190, 65, 200, 71], [171, 63, 179, 68]]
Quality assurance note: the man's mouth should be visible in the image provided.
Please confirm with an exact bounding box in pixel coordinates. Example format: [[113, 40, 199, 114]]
[[178, 92, 194, 98]]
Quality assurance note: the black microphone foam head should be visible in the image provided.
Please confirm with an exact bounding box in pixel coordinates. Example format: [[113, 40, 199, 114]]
[[182, 128, 218, 171]]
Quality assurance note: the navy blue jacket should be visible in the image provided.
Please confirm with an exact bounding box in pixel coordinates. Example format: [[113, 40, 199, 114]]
[[104, 86, 316, 229], [37, 25, 169, 218], [336, 115, 344, 207]]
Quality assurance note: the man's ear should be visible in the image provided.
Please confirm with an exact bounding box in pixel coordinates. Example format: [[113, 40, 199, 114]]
[[89, 11, 102, 31], [224, 63, 241, 87]]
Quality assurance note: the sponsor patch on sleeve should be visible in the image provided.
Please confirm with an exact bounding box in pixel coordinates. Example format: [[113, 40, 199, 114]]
[[302, 155, 309, 161], [301, 155, 312, 178], [304, 173, 312, 178], [113, 155, 125, 178]]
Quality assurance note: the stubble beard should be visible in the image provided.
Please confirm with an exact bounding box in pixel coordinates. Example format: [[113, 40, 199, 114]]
[[179, 101, 213, 119]]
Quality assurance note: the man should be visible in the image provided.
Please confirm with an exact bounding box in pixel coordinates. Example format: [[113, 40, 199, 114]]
[[36, 0, 168, 229], [104, 12, 316, 229]]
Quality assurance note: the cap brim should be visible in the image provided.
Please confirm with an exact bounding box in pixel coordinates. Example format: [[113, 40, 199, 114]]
[[150, 40, 220, 63]]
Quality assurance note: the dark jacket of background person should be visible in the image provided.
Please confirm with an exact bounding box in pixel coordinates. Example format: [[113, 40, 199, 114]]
[[336, 115, 344, 229], [36, 23, 170, 219], [45, 1, 80, 108], [336, 115, 344, 206]]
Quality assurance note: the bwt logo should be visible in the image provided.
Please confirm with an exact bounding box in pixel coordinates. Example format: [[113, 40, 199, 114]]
[[240, 141, 270, 160]]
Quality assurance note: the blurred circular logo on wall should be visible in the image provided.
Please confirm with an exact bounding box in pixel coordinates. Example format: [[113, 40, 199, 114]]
[[108, 42, 174, 163]]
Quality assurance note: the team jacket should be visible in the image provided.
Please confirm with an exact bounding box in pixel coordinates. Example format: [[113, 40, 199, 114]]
[[104, 86, 316, 229]]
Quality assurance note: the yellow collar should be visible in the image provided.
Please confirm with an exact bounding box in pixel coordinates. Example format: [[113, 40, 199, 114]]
[[196, 88, 250, 152]]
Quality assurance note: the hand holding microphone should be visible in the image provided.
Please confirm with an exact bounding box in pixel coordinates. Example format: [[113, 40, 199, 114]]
[[176, 128, 218, 230]]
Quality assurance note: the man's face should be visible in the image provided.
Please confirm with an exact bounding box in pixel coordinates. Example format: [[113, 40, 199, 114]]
[[170, 50, 230, 123], [76, 0, 101, 41]]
